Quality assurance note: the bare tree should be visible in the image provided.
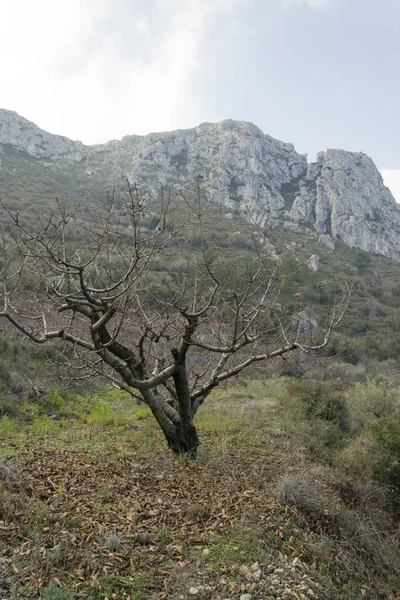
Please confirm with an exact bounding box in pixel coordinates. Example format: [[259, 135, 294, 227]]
[[0, 186, 349, 457]]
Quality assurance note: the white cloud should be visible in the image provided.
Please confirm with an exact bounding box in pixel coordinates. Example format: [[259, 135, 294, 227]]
[[0, 0, 250, 144], [381, 169, 400, 203], [283, 0, 330, 9]]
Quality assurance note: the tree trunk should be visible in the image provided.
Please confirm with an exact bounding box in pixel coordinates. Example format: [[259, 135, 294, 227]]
[[167, 421, 199, 458], [141, 388, 199, 457], [169, 353, 199, 457]]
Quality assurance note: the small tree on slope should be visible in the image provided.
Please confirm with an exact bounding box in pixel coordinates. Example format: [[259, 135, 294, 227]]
[[0, 187, 349, 457]]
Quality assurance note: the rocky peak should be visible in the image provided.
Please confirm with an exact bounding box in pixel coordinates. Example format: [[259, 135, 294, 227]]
[[0, 109, 86, 162], [118, 119, 308, 224], [289, 149, 400, 259]]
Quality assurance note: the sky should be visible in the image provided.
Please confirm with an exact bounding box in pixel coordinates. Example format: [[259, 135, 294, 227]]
[[1, 0, 400, 200]]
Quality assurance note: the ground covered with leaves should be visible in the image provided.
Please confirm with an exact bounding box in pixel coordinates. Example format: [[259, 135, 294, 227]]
[[1, 379, 399, 599]]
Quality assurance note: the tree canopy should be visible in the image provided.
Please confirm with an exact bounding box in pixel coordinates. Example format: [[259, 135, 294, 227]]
[[0, 187, 349, 456]]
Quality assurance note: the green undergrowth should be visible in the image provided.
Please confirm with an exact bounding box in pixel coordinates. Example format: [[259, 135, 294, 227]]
[[1, 374, 399, 599]]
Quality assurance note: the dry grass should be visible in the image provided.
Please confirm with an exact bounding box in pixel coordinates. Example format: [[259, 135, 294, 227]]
[[277, 471, 324, 515], [0, 379, 399, 599]]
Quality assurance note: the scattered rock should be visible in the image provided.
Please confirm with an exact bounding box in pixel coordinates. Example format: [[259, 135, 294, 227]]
[[307, 254, 319, 271], [189, 587, 199, 595], [318, 234, 335, 250], [250, 562, 260, 572], [251, 569, 262, 582], [292, 557, 303, 569], [295, 312, 318, 335]]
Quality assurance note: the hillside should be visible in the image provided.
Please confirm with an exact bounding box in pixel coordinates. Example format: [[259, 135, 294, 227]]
[[1, 372, 399, 599], [0, 111, 400, 599]]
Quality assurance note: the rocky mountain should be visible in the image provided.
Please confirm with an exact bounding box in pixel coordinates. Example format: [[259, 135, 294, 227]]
[[1, 108, 399, 260], [288, 150, 400, 259]]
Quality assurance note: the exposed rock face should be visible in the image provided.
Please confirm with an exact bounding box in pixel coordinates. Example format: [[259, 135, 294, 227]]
[[296, 312, 318, 335], [124, 120, 308, 223], [1, 109, 399, 259], [0, 109, 86, 162], [289, 150, 400, 259]]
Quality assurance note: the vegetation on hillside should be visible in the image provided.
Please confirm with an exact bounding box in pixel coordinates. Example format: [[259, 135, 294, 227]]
[[0, 187, 349, 457], [0, 172, 400, 598], [0, 370, 399, 599]]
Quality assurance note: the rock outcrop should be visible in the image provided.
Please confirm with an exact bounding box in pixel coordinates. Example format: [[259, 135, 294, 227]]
[[1, 109, 399, 259], [289, 149, 400, 259], [126, 120, 308, 224], [0, 109, 86, 162]]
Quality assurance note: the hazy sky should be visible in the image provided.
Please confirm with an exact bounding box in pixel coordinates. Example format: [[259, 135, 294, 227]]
[[1, 0, 400, 199]]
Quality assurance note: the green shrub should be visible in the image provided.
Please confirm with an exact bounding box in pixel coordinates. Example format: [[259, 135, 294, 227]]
[[338, 418, 400, 489], [324, 362, 367, 386], [31, 416, 58, 434], [87, 400, 113, 426], [0, 415, 18, 435], [86, 398, 131, 427], [0, 394, 19, 417], [20, 402, 40, 422], [352, 250, 371, 273], [42, 582, 74, 600], [369, 419, 400, 487], [289, 380, 349, 431], [306, 420, 345, 458], [46, 392, 65, 412], [142, 214, 160, 230], [145, 281, 173, 302], [0, 363, 12, 385], [190, 234, 208, 249], [135, 406, 151, 420], [345, 379, 400, 432]]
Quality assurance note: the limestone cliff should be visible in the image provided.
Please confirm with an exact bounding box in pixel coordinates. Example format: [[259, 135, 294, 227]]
[[1, 109, 399, 259], [86, 119, 308, 224], [289, 150, 400, 259], [0, 109, 86, 162]]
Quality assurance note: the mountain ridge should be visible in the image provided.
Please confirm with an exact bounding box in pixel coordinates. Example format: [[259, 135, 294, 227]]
[[1, 108, 399, 260]]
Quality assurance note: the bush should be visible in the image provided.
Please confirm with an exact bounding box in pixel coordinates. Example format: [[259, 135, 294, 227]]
[[369, 419, 400, 487], [31, 416, 58, 435], [42, 582, 74, 600], [0, 416, 17, 436], [305, 420, 345, 459], [337, 418, 400, 490], [323, 362, 367, 386], [46, 392, 65, 412], [142, 214, 160, 230], [289, 380, 349, 431], [190, 234, 208, 249], [345, 379, 400, 432], [87, 400, 113, 426], [87, 398, 130, 427], [20, 402, 40, 422], [0, 394, 19, 417], [277, 472, 323, 515]]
